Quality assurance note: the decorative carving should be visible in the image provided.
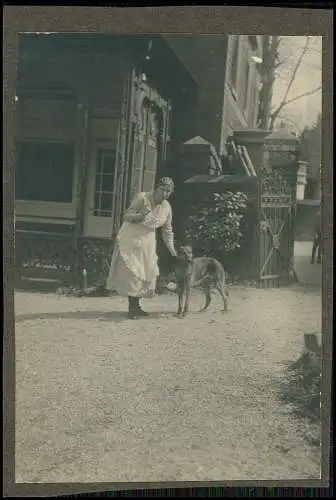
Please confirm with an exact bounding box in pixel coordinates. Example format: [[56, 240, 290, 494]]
[[134, 88, 146, 133], [148, 107, 159, 139], [260, 169, 292, 205]]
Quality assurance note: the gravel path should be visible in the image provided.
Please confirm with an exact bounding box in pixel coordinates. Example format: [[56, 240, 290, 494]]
[[15, 285, 321, 482]]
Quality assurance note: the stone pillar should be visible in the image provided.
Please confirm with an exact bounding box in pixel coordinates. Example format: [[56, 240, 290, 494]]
[[264, 129, 300, 191], [172, 135, 221, 244], [232, 128, 270, 174], [178, 135, 219, 183]]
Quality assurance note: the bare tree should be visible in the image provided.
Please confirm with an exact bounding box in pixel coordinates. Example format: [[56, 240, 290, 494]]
[[257, 36, 322, 131], [257, 36, 280, 129]]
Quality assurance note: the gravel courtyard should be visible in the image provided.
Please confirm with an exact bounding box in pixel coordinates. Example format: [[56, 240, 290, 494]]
[[15, 283, 322, 483]]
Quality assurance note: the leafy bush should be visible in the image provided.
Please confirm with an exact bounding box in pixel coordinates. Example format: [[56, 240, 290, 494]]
[[185, 191, 248, 257]]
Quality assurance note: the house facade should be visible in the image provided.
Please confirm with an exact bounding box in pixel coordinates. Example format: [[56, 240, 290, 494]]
[[163, 35, 263, 155], [14, 33, 263, 287]]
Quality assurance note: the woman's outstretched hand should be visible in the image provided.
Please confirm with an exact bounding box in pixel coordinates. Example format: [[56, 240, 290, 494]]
[[124, 209, 151, 223]]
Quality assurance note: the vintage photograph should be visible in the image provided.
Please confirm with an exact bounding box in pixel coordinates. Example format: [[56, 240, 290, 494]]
[[14, 33, 322, 482]]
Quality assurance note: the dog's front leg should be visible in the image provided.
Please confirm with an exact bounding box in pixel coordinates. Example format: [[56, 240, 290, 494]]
[[182, 278, 191, 317], [176, 280, 184, 317]]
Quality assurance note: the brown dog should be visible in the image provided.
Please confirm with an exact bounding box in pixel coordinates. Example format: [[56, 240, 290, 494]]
[[173, 245, 229, 318]]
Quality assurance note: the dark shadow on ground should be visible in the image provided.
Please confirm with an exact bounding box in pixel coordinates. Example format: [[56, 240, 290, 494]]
[[15, 286, 118, 297], [15, 310, 175, 323], [15, 287, 59, 295], [279, 284, 322, 296], [279, 350, 321, 448]]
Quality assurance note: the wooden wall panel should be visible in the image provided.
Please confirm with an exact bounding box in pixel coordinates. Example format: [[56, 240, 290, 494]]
[[16, 98, 78, 140]]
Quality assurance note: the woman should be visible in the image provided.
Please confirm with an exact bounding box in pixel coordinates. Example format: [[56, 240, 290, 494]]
[[106, 177, 177, 319]]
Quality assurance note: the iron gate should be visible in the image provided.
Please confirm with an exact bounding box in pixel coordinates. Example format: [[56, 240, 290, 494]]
[[257, 167, 296, 288]]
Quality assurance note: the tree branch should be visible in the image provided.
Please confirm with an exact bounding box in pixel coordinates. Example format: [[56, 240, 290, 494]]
[[280, 36, 311, 106], [301, 61, 322, 71], [269, 85, 322, 129], [267, 37, 319, 130], [275, 85, 322, 112], [274, 59, 284, 69]]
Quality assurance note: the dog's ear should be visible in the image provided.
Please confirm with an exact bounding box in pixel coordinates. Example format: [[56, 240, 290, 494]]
[[184, 244, 193, 254], [180, 245, 193, 261]]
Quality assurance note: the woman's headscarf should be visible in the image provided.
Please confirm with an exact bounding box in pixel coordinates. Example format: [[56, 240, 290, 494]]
[[156, 177, 175, 192]]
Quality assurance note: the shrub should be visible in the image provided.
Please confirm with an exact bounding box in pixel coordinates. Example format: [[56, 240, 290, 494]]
[[184, 191, 248, 258]]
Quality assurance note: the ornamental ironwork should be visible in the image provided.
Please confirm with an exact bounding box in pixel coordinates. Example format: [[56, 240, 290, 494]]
[[259, 169, 292, 203], [260, 220, 269, 232]]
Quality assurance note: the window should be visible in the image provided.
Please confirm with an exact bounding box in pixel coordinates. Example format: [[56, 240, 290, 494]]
[[15, 141, 75, 202], [230, 36, 239, 91], [93, 148, 116, 217]]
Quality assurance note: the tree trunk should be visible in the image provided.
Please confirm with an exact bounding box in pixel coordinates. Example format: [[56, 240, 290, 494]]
[[258, 36, 280, 130]]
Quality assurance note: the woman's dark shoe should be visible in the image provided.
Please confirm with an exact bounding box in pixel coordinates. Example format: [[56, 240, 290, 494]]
[[135, 307, 150, 317], [127, 297, 149, 319], [128, 297, 139, 319], [128, 310, 138, 320], [134, 298, 150, 317]]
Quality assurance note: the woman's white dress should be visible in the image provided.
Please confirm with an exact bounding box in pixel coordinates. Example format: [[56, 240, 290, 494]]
[[106, 192, 175, 298]]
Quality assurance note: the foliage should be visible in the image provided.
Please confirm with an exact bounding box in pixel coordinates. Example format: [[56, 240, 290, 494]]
[[184, 191, 248, 257], [81, 239, 113, 287]]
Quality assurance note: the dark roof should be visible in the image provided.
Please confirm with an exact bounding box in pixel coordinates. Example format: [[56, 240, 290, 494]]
[[184, 136, 211, 146]]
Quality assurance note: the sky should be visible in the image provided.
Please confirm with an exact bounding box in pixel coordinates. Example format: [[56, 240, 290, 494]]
[[271, 36, 322, 131]]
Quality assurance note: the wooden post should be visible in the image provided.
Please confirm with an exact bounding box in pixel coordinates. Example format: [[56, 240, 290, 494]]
[[110, 70, 131, 237], [121, 68, 136, 217], [72, 43, 94, 289]]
